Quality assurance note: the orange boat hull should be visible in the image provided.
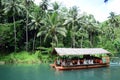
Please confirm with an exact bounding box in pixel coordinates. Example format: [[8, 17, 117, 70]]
[[50, 63, 109, 70]]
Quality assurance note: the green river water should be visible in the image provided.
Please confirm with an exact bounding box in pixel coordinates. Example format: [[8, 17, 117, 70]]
[[0, 64, 120, 80]]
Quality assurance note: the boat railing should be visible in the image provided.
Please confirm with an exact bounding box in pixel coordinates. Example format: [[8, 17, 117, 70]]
[[61, 63, 107, 67], [55, 57, 109, 67]]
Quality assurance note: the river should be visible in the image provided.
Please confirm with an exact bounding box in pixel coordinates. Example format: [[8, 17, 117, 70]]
[[0, 64, 120, 80]]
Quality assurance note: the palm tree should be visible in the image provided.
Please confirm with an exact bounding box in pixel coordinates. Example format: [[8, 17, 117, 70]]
[[0, 0, 4, 23], [37, 12, 67, 48], [106, 12, 120, 41], [51, 1, 60, 13], [28, 8, 43, 51], [82, 14, 100, 47], [76, 24, 88, 48], [63, 6, 80, 48], [4, 0, 25, 52], [108, 12, 119, 28], [40, 0, 49, 11], [22, 0, 34, 51]]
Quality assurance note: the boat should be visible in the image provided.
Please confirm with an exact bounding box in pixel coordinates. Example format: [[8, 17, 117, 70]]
[[50, 48, 110, 70]]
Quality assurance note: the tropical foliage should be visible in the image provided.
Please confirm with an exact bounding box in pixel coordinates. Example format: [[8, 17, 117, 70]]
[[0, 0, 120, 58]]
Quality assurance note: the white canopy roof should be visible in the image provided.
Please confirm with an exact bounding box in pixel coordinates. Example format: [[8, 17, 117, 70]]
[[52, 48, 110, 56]]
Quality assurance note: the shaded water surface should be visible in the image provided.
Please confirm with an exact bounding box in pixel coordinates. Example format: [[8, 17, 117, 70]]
[[0, 64, 120, 80]]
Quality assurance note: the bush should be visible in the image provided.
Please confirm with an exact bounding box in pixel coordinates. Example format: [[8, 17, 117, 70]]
[[114, 38, 120, 53], [0, 51, 40, 64], [0, 49, 56, 64]]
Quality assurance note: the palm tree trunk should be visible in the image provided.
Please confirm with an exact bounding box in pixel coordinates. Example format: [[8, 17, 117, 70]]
[[26, 12, 29, 51], [80, 36, 83, 48], [89, 33, 93, 48], [40, 36, 41, 47], [13, 15, 16, 53], [33, 33, 36, 52], [72, 22, 75, 48], [72, 35, 75, 48], [51, 38, 54, 49]]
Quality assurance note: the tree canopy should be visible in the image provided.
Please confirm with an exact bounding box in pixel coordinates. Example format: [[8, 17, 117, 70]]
[[0, 0, 120, 55]]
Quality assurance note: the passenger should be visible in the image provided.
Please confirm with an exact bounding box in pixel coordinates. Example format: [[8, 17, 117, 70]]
[[61, 60, 66, 66], [95, 59, 98, 63], [91, 59, 93, 64], [80, 59, 84, 64], [56, 59, 60, 65], [83, 59, 87, 64], [99, 59, 103, 64], [88, 60, 91, 64], [86, 59, 89, 64], [72, 60, 75, 65], [77, 60, 80, 65], [70, 61, 73, 66], [102, 57, 106, 63]]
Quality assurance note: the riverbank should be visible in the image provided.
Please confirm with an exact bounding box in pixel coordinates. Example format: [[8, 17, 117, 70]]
[[0, 51, 54, 64]]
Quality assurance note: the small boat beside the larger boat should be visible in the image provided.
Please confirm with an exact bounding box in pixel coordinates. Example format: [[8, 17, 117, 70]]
[[50, 48, 110, 70]]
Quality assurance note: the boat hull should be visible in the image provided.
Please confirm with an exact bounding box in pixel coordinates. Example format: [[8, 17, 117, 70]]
[[50, 63, 109, 70]]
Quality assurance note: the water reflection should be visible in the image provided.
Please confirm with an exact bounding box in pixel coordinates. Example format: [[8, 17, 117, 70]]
[[0, 64, 120, 80], [53, 68, 108, 80]]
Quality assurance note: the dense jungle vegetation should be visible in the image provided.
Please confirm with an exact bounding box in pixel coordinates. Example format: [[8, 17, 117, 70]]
[[0, 0, 120, 63]]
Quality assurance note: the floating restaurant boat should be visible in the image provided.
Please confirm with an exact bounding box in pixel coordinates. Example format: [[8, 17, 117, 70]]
[[50, 48, 110, 70]]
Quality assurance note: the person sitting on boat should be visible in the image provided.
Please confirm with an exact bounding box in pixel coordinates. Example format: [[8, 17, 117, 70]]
[[61, 60, 66, 66], [77, 60, 80, 65], [102, 57, 106, 63], [72, 60, 75, 65], [80, 59, 84, 64], [56, 59, 61, 66], [87, 60, 89, 64], [70, 61, 73, 66], [91, 59, 93, 64], [99, 59, 103, 64], [83, 59, 87, 64], [88, 59, 93, 64]]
